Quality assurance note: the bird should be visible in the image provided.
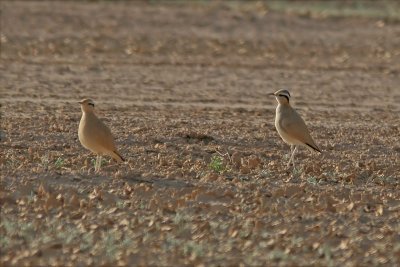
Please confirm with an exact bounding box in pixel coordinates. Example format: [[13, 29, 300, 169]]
[[78, 98, 124, 172], [269, 89, 321, 171]]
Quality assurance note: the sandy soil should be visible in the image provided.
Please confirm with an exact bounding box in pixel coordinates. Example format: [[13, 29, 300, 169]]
[[1, 1, 400, 266]]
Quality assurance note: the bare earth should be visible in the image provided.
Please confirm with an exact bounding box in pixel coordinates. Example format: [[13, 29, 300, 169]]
[[1, 1, 400, 266]]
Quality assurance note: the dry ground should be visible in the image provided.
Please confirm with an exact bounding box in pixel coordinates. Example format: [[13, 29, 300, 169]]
[[1, 1, 400, 266]]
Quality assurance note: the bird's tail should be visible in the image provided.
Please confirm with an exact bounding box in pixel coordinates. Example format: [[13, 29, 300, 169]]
[[110, 150, 125, 163], [305, 143, 322, 153]]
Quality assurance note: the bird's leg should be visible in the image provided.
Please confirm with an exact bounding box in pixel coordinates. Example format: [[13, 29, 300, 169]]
[[290, 146, 298, 172], [287, 145, 295, 167], [94, 155, 98, 172], [97, 155, 103, 172], [284, 146, 299, 182], [94, 155, 101, 172]]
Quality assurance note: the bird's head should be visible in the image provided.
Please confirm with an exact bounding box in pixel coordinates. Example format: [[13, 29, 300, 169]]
[[268, 89, 291, 105], [78, 98, 95, 113]]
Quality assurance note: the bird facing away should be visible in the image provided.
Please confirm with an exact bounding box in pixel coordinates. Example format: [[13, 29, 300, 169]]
[[269, 89, 321, 171], [78, 98, 124, 172]]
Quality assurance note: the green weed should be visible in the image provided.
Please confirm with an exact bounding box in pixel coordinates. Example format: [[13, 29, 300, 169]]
[[54, 157, 65, 169], [307, 176, 318, 186], [209, 155, 224, 173]]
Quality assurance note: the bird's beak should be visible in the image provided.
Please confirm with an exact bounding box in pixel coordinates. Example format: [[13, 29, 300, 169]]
[[78, 101, 83, 104], [268, 92, 276, 96]]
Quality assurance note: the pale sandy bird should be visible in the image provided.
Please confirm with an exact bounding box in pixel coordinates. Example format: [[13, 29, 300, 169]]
[[78, 99, 124, 172], [269, 89, 321, 170]]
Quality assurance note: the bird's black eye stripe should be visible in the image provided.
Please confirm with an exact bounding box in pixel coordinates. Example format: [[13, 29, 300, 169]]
[[278, 94, 290, 102], [88, 103, 95, 107]]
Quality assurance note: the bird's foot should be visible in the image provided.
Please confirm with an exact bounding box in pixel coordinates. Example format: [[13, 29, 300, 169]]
[[284, 166, 301, 182]]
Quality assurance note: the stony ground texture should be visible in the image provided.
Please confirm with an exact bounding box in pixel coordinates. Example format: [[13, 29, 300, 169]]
[[1, 1, 400, 266]]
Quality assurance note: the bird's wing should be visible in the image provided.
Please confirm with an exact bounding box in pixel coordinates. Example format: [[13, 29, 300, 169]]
[[280, 109, 321, 152], [94, 119, 125, 161], [90, 117, 117, 151]]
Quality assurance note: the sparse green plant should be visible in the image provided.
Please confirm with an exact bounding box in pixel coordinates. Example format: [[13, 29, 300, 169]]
[[173, 212, 185, 225], [183, 240, 204, 258], [91, 157, 108, 169], [139, 200, 146, 210], [291, 236, 304, 247], [103, 231, 118, 258], [164, 235, 182, 250], [54, 157, 65, 169], [0, 234, 8, 248], [292, 167, 303, 177], [79, 232, 93, 252], [307, 176, 318, 185], [0, 219, 36, 249], [116, 200, 127, 209], [1, 219, 16, 237], [319, 244, 334, 267], [209, 155, 224, 173]]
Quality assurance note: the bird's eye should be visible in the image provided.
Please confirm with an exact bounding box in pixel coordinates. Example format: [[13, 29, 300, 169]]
[[88, 103, 94, 107]]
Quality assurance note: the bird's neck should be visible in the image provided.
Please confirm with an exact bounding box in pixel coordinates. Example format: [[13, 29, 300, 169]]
[[82, 111, 96, 118]]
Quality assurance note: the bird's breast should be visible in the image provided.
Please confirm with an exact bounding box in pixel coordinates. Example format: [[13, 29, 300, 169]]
[[78, 115, 101, 152], [274, 105, 303, 145]]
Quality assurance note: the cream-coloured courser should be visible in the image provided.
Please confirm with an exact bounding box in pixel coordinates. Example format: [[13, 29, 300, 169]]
[[78, 99, 124, 172], [269, 89, 321, 170]]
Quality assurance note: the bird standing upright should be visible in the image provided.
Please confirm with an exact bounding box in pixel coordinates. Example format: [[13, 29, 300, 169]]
[[269, 89, 321, 171], [78, 98, 124, 172]]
